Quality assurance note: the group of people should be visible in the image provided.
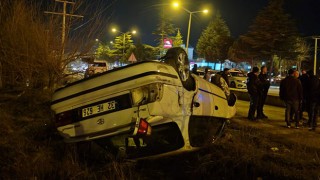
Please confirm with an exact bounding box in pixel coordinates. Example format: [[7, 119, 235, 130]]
[[191, 64, 230, 87], [191, 64, 231, 99], [279, 69, 320, 130], [246, 66, 271, 121], [246, 66, 320, 131], [192, 64, 320, 131]]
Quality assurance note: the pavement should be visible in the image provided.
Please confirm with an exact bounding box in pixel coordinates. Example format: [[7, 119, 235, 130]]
[[232, 100, 320, 149], [230, 87, 284, 107], [230, 85, 280, 96]]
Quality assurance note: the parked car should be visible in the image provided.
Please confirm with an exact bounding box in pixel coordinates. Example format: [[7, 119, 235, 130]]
[[229, 69, 247, 89], [194, 69, 217, 80], [51, 47, 236, 159], [85, 60, 108, 77]]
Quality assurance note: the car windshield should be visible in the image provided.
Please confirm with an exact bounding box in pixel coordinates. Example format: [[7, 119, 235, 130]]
[[230, 72, 245, 77]]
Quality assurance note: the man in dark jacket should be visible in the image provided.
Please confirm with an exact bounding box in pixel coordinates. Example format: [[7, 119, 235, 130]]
[[305, 70, 319, 131], [191, 64, 198, 74], [279, 69, 303, 128], [246, 67, 262, 121], [257, 66, 270, 119], [298, 69, 309, 120]]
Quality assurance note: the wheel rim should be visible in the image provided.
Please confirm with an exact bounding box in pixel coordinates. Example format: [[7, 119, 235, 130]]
[[177, 52, 189, 82]]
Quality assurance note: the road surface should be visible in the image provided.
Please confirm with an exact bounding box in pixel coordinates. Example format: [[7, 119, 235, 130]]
[[230, 86, 279, 96]]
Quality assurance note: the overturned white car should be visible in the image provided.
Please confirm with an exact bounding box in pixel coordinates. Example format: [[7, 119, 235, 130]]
[[51, 47, 236, 159]]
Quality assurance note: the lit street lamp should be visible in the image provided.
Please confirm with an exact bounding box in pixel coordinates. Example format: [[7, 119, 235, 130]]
[[173, 2, 208, 54], [112, 28, 136, 60]]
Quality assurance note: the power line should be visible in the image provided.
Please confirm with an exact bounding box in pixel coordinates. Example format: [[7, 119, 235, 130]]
[[44, 0, 83, 57]]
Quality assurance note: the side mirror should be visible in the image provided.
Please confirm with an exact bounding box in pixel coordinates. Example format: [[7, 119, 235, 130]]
[[228, 93, 237, 106]]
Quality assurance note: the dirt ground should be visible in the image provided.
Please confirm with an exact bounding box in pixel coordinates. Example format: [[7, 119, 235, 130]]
[[234, 100, 320, 151]]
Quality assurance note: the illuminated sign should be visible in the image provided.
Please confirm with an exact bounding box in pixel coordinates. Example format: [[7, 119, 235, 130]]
[[163, 38, 172, 49]]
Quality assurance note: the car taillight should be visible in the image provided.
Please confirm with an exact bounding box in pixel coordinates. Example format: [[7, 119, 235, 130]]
[[133, 118, 152, 136], [55, 110, 75, 127]]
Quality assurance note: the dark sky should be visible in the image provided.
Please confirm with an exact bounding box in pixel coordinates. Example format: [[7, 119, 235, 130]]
[[104, 0, 320, 47]]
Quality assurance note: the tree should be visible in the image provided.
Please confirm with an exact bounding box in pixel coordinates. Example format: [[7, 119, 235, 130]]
[[0, 0, 112, 90], [233, 0, 302, 74], [112, 33, 134, 62], [173, 29, 183, 47], [132, 39, 158, 61], [293, 37, 310, 71], [0, 0, 60, 89], [196, 13, 233, 62], [153, 8, 176, 56], [95, 43, 118, 63]]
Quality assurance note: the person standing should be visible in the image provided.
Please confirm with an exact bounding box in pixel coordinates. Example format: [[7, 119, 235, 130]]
[[279, 69, 303, 128], [203, 68, 211, 81], [246, 67, 262, 121], [298, 69, 309, 121], [305, 70, 319, 131], [257, 66, 270, 119], [191, 64, 198, 75], [221, 68, 230, 86], [290, 70, 302, 121]]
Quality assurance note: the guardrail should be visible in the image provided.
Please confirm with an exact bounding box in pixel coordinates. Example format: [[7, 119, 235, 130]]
[[231, 88, 285, 107]]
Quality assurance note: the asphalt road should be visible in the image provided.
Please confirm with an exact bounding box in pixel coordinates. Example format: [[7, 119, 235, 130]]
[[230, 86, 279, 96]]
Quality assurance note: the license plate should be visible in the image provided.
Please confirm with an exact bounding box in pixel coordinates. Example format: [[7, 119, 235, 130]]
[[82, 100, 116, 118]]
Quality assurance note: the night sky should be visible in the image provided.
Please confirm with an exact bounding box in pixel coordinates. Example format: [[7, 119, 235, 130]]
[[104, 0, 320, 47]]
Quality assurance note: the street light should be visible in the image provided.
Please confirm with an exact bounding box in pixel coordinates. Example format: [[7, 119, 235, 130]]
[[112, 28, 137, 60], [173, 2, 208, 54]]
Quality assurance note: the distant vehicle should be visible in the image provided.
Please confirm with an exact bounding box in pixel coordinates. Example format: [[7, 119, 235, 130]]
[[270, 75, 285, 86], [229, 69, 247, 89], [63, 73, 84, 84], [194, 69, 217, 80], [85, 60, 108, 77], [195, 70, 205, 78], [51, 47, 237, 159]]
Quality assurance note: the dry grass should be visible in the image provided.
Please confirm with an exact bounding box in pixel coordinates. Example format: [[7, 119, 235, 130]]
[[1, 89, 320, 179], [0, 89, 139, 179], [190, 124, 320, 179]]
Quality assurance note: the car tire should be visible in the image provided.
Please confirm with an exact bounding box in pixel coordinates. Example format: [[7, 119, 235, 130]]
[[163, 47, 195, 91], [230, 81, 236, 88]]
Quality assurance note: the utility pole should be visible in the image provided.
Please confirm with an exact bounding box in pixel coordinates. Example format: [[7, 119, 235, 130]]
[[44, 0, 83, 59], [313, 36, 320, 76]]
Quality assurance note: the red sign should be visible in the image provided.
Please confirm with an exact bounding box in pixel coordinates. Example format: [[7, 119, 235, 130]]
[[163, 38, 172, 49], [128, 53, 137, 62]]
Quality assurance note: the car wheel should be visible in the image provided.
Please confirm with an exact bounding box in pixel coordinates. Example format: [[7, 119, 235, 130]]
[[230, 81, 236, 88], [163, 47, 195, 91]]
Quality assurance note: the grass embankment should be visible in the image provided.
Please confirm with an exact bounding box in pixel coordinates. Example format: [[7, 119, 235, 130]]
[[1, 89, 320, 179]]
